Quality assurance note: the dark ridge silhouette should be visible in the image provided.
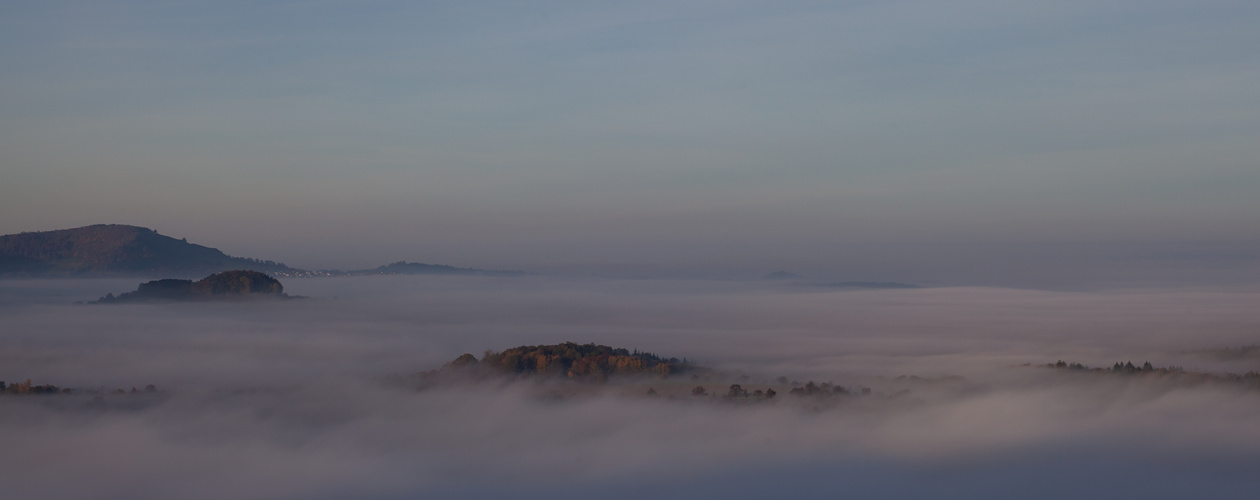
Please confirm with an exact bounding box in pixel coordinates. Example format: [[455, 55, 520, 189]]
[[0, 225, 529, 279], [818, 281, 920, 289], [349, 261, 528, 277], [1183, 345, 1260, 360], [0, 224, 296, 277], [91, 270, 292, 303], [422, 342, 695, 382]]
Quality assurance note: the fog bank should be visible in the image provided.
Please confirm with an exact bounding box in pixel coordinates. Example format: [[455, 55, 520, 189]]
[[2, 276, 1258, 499]]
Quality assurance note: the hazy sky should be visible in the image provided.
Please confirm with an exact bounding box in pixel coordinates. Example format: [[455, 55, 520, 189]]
[[2, 1, 1258, 275]]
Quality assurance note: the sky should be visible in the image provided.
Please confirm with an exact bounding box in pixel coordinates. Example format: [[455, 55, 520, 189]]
[[2, 0, 1258, 281], [5, 6, 1260, 496]]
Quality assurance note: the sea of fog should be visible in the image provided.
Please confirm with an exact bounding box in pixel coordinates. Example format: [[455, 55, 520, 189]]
[[2, 276, 1259, 499]]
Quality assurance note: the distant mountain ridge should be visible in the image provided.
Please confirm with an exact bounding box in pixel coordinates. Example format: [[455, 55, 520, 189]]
[[350, 261, 527, 277], [0, 225, 525, 279], [0, 225, 294, 278], [820, 281, 919, 289]]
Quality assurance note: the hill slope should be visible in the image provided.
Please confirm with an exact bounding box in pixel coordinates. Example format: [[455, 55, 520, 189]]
[[0, 225, 295, 277]]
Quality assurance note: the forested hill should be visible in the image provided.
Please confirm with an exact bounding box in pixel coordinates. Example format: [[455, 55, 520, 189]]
[[92, 270, 291, 303], [0, 225, 295, 278], [433, 342, 694, 381]]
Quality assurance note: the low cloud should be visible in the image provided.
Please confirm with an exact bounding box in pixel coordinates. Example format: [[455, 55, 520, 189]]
[[2, 276, 1259, 499]]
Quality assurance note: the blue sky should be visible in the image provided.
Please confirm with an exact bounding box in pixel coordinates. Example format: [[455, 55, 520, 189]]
[[2, 1, 1258, 276]]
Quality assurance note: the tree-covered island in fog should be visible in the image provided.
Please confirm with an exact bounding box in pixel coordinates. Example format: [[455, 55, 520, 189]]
[[416, 343, 896, 405], [91, 270, 293, 303], [425, 342, 695, 382]]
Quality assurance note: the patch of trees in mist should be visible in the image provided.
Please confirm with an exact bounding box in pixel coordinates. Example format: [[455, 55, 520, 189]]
[[679, 380, 872, 400], [1, 378, 170, 413], [2, 379, 159, 396], [416, 342, 696, 385], [1045, 359, 1260, 389]]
